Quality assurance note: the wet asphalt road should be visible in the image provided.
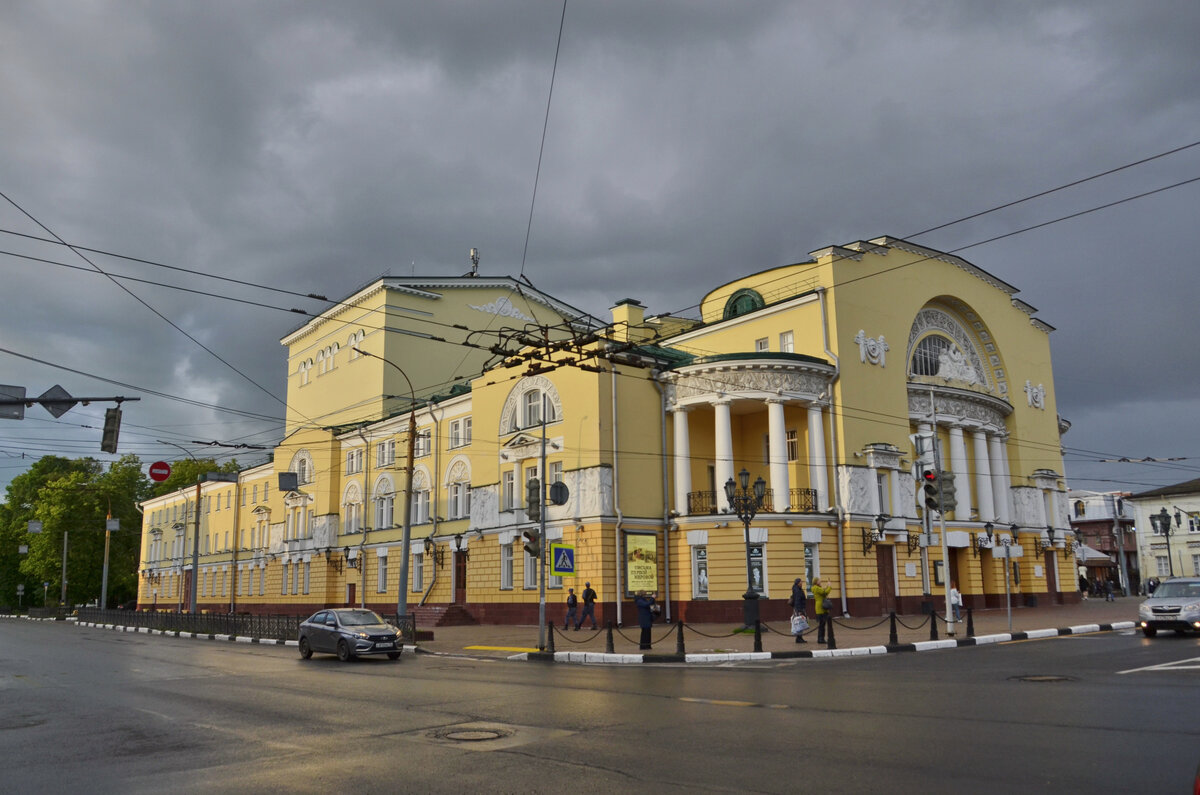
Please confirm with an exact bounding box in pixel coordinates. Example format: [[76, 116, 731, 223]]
[[1, 619, 1196, 794]]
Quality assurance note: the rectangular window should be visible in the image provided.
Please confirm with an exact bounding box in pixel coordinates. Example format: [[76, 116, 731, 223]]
[[258, 567, 265, 596], [463, 417, 472, 445], [377, 440, 396, 467], [220, 570, 227, 598], [502, 471, 515, 510], [779, 330, 794, 353], [693, 546, 708, 599], [224, 531, 230, 551], [524, 390, 542, 427], [1192, 554, 1200, 577], [755, 337, 769, 352], [291, 561, 300, 595], [241, 489, 246, 507], [376, 555, 387, 593], [303, 562, 310, 595], [501, 543, 513, 590], [524, 549, 537, 589], [281, 562, 289, 595], [876, 471, 890, 515], [415, 430, 431, 458], [252, 484, 258, 504], [549, 461, 563, 484], [412, 552, 424, 592], [263, 482, 269, 501], [786, 430, 798, 462], [1157, 556, 1171, 576], [524, 464, 540, 509]]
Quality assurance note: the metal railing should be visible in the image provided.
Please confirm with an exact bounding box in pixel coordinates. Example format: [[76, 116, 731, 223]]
[[686, 487, 819, 515]]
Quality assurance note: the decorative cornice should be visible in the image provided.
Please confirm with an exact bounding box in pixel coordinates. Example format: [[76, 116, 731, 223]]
[[908, 385, 1012, 430]]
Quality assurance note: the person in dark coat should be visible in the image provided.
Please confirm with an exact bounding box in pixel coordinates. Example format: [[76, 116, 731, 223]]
[[634, 590, 657, 650], [564, 587, 578, 629], [790, 578, 808, 644], [576, 582, 598, 629]]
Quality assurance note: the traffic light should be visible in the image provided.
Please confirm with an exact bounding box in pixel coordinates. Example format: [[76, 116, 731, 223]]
[[526, 477, 542, 522], [100, 407, 122, 453], [522, 527, 541, 558], [937, 471, 958, 513], [909, 431, 935, 471], [922, 469, 939, 511]]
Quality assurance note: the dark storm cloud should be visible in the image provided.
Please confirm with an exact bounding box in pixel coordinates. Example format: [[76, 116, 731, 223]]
[[2, 1, 1199, 493]]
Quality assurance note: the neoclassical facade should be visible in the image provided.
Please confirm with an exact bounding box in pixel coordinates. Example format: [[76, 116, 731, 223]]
[[136, 238, 1078, 624]]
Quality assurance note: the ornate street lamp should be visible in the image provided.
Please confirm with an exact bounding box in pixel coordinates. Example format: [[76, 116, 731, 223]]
[[863, 514, 888, 554], [973, 522, 994, 557], [1150, 507, 1175, 577], [725, 468, 767, 628]]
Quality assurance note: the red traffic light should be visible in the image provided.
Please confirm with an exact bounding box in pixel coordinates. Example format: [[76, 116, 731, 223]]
[[922, 469, 937, 482]]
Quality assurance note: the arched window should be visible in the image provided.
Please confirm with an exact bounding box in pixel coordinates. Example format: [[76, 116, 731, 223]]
[[723, 288, 765, 320], [911, 335, 951, 376], [1074, 500, 1086, 518]]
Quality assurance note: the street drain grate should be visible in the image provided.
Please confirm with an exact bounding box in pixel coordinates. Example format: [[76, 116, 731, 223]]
[[434, 728, 513, 742], [1013, 675, 1073, 683]]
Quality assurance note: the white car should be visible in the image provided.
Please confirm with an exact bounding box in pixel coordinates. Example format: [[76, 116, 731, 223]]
[[1137, 578, 1200, 638]]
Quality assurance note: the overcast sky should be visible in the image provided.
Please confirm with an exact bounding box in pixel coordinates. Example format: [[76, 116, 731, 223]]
[[2, 1, 1199, 501]]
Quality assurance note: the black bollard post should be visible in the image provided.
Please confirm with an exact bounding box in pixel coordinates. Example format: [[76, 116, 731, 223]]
[[826, 616, 837, 650], [605, 621, 615, 654], [966, 607, 975, 638], [546, 624, 556, 654], [929, 612, 939, 641], [676, 621, 686, 655], [753, 619, 763, 653], [889, 611, 899, 646]]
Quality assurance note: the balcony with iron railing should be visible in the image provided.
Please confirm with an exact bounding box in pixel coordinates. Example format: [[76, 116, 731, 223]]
[[686, 487, 818, 516]]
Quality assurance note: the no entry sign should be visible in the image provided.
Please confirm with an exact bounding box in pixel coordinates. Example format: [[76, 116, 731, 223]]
[[149, 461, 172, 482]]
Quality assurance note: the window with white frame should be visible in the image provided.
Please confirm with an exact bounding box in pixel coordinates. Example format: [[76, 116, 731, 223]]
[[693, 546, 708, 598], [412, 487, 430, 524], [549, 460, 563, 485], [779, 330, 794, 353], [344, 485, 361, 533], [1192, 553, 1200, 576], [786, 429, 798, 461], [346, 449, 363, 475], [377, 555, 388, 593], [524, 547, 537, 589], [412, 552, 424, 591], [876, 471, 890, 515], [523, 390, 542, 427], [220, 570, 227, 598], [297, 458, 308, 485], [291, 562, 300, 595], [755, 337, 769, 352], [414, 430, 432, 458], [501, 543, 513, 590], [450, 417, 472, 448], [377, 440, 395, 467], [502, 471, 515, 510], [449, 481, 471, 519], [281, 562, 289, 595], [1156, 556, 1171, 576], [375, 483, 394, 529]]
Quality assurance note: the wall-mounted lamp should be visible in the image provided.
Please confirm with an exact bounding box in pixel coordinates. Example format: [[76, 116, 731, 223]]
[[1033, 526, 1055, 556], [973, 522, 994, 557], [453, 534, 469, 562], [326, 547, 344, 573], [432, 542, 445, 568], [343, 546, 359, 570], [906, 532, 922, 554], [862, 513, 888, 554]]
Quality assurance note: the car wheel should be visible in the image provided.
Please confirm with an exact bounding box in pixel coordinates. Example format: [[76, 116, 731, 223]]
[[387, 651, 401, 660], [299, 637, 313, 659], [1142, 626, 1157, 638], [336, 639, 353, 662]]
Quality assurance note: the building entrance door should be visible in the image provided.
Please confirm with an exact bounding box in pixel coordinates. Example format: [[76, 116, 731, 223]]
[[876, 546, 897, 614], [454, 551, 467, 604], [346, 583, 355, 607]]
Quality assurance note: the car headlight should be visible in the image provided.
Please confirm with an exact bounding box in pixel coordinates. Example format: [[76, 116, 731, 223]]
[[352, 631, 370, 639], [1183, 602, 1200, 613], [1138, 604, 1152, 616]]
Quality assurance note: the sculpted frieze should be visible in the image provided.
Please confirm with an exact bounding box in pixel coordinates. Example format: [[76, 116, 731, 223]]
[[667, 366, 832, 403]]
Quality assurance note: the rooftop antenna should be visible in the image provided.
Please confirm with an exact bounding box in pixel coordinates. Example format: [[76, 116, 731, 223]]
[[467, 247, 480, 277]]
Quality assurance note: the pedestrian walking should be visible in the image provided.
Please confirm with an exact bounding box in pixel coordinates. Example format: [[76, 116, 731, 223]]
[[564, 587, 578, 629], [812, 577, 832, 644], [1105, 580, 1116, 602], [577, 581, 598, 629], [634, 590, 657, 650], [790, 577, 808, 643], [1079, 573, 1089, 600], [949, 581, 963, 622]]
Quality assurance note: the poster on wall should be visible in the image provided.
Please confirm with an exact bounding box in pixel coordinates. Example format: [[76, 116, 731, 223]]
[[625, 532, 658, 594]]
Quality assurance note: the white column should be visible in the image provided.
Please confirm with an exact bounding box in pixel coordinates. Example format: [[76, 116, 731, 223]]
[[672, 406, 693, 515], [889, 468, 904, 518], [767, 399, 790, 512], [948, 424, 972, 518], [714, 398, 734, 512], [972, 429, 995, 523], [917, 421, 934, 514], [990, 434, 1012, 524], [807, 403, 828, 511]]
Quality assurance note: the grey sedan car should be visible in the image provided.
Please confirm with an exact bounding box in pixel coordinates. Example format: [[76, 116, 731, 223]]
[[1137, 577, 1200, 637], [298, 608, 404, 661]]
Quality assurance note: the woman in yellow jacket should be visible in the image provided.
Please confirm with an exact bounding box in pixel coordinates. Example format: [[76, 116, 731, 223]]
[[811, 577, 833, 644]]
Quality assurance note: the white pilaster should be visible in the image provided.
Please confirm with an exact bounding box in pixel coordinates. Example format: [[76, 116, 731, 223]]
[[767, 399, 790, 512], [993, 434, 1013, 524], [948, 424, 972, 518], [807, 403, 828, 511], [714, 399, 734, 512], [972, 430, 995, 523], [672, 407, 692, 515]]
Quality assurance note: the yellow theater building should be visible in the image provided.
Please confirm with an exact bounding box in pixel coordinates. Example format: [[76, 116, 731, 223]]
[[136, 237, 1076, 626]]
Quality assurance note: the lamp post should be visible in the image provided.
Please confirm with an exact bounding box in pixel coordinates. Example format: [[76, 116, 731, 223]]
[[1150, 507, 1175, 577], [354, 347, 418, 617], [725, 468, 766, 628]]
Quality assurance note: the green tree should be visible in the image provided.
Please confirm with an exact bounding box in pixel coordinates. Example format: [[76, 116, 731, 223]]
[[153, 457, 239, 497], [0, 455, 150, 608]]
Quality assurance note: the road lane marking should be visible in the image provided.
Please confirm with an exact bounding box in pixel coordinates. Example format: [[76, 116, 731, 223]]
[[679, 697, 789, 709], [1117, 656, 1200, 675], [465, 645, 541, 653]]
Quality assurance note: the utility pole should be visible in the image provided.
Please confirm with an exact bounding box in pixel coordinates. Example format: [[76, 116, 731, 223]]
[[60, 530, 69, 606], [190, 476, 202, 613]]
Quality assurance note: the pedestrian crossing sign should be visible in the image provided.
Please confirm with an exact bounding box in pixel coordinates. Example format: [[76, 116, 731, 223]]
[[550, 543, 576, 576]]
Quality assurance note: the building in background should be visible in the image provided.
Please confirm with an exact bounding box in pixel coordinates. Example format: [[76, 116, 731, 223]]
[[137, 237, 1077, 625], [1127, 478, 1200, 588], [1068, 490, 1137, 596]]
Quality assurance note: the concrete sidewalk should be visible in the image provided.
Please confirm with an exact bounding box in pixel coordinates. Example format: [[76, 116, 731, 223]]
[[415, 597, 1139, 663]]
